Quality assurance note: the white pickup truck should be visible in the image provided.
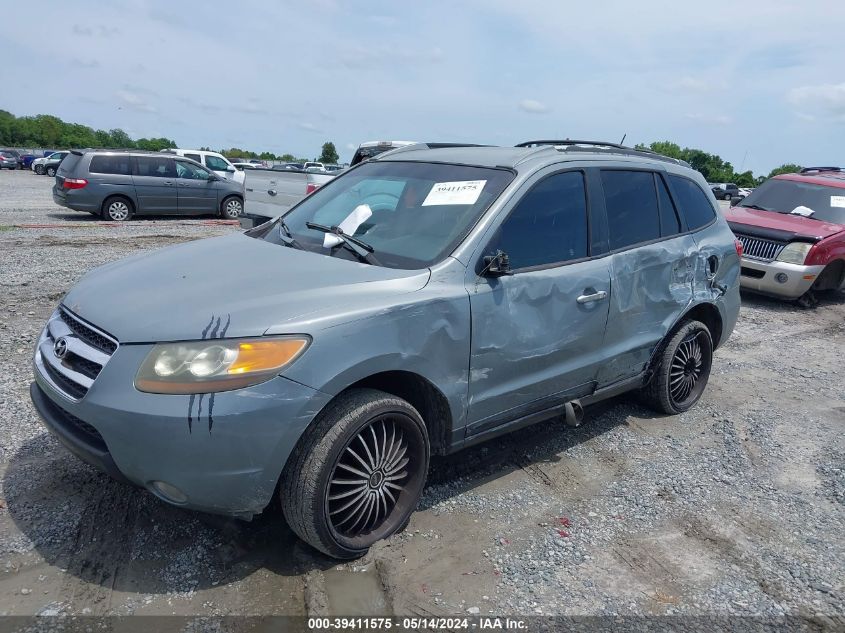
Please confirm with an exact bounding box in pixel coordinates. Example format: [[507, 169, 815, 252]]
[[238, 168, 336, 228]]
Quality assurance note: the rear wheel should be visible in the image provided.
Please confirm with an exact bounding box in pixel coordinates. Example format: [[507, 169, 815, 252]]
[[102, 196, 134, 221], [220, 196, 243, 219], [281, 388, 429, 559], [641, 320, 713, 415], [46, 166, 57, 177]]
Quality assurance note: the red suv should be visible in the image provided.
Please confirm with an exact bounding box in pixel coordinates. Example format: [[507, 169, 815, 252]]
[[725, 167, 845, 306]]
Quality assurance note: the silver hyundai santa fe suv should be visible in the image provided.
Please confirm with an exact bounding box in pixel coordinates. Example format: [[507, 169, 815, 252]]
[[31, 141, 741, 558]]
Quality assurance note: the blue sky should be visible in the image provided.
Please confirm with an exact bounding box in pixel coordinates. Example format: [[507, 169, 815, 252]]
[[2, 0, 844, 174]]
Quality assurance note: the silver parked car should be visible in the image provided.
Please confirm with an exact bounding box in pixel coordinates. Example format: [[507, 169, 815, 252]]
[[31, 140, 741, 558], [52, 150, 245, 220]]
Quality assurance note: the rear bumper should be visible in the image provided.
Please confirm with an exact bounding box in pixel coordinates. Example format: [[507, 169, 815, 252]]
[[739, 258, 824, 299], [52, 187, 100, 212]]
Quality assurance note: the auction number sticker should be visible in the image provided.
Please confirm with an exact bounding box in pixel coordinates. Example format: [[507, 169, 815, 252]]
[[831, 196, 845, 209], [422, 180, 487, 206]]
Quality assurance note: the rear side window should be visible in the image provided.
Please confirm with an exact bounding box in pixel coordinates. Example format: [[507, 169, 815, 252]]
[[89, 155, 132, 175], [656, 175, 682, 236], [135, 156, 176, 178], [184, 153, 201, 163], [601, 170, 660, 250], [205, 155, 230, 171], [668, 175, 716, 230], [490, 171, 588, 269]]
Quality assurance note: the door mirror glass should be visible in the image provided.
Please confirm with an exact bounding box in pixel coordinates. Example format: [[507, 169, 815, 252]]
[[730, 196, 742, 207]]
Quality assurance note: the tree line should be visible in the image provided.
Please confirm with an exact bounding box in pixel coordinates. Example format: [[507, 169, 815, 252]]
[[0, 110, 177, 152], [635, 141, 801, 186]]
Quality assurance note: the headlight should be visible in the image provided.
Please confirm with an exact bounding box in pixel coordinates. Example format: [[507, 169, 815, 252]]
[[776, 242, 812, 265], [135, 336, 310, 394]]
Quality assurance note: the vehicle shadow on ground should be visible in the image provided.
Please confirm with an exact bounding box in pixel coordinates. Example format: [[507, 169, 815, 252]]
[[43, 212, 228, 223], [740, 288, 845, 310], [3, 433, 336, 595], [3, 394, 651, 595]]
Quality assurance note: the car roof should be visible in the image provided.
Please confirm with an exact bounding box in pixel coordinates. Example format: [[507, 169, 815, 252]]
[[374, 142, 691, 172], [775, 168, 845, 189]]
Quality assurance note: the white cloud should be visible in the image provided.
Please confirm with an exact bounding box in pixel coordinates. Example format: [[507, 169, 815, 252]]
[[298, 122, 322, 133], [518, 99, 549, 114], [115, 90, 155, 113], [787, 82, 845, 122]]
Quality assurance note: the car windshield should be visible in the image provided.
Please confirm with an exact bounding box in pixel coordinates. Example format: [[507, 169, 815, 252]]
[[737, 178, 845, 225], [255, 161, 514, 269]]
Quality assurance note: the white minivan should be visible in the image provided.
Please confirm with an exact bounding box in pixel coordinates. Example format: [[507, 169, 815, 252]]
[[161, 149, 245, 185]]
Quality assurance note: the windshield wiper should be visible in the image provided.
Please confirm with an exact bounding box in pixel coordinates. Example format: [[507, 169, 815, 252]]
[[278, 219, 304, 250], [305, 221, 378, 264], [739, 204, 772, 212]]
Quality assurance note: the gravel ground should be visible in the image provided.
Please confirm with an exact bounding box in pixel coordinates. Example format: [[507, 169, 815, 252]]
[[0, 170, 842, 627]]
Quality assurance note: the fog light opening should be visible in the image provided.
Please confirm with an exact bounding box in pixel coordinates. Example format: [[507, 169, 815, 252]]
[[775, 273, 789, 284], [151, 481, 188, 504]]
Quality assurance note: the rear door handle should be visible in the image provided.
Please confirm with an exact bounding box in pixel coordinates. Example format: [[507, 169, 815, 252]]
[[576, 290, 608, 304]]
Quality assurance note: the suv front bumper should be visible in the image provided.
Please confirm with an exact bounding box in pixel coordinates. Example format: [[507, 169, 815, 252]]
[[739, 258, 824, 299], [31, 343, 331, 517]]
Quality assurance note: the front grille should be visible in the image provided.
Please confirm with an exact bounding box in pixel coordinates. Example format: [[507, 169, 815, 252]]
[[741, 266, 766, 279], [735, 233, 786, 262], [59, 309, 118, 354], [42, 360, 89, 399], [36, 307, 119, 401]]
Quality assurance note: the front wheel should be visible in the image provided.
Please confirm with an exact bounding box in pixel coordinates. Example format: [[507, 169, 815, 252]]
[[281, 388, 430, 559], [220, 196, 243, 219], [34, 165, 45, 175], [641, 320, 713, 415]]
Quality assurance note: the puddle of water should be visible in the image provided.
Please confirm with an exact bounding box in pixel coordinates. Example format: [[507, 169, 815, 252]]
[[323, 565, 391, 616]]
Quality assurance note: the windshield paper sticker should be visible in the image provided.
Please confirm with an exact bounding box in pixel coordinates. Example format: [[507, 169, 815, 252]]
[[422, 180, 487, 206], [323, 204, 372, 248], [831, 196, 845, 209], [790, 205, 815, 217]]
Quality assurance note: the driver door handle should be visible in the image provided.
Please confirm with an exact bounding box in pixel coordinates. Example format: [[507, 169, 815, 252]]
[[577, 290, 608, 304]]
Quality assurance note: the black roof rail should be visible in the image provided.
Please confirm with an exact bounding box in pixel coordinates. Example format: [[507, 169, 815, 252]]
[[799, 166, 842, 174], [516, 139, 627, 149], [424, 142, 490, 149]]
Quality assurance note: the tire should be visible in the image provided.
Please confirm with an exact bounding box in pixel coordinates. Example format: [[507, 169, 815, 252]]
[[220, 196, 243, 219], [641, 320, 713, 415], [102, 196, 134, 221], [34, 165, 45, 175], [46, 166, 57, 177], [281, 388, 430, 559]]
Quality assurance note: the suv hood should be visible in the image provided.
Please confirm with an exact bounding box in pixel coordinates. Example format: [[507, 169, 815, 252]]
[[62, 233, 431, 343], [726, 205, 844, 240]]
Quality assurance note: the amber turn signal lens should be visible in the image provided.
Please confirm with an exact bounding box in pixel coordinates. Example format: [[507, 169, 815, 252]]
[[228, 339, 309, 375]]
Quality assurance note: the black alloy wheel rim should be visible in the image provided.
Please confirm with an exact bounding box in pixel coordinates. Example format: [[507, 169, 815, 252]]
[[669, 330, 711, 406], [326, 413, 425, 547]]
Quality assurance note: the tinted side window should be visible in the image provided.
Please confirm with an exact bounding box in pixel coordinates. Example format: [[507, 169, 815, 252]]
[[656, 174, 681, 236], [601, 170, 660, 250], [668, 175, 716, 230], [185, 153, 201, 163], [491, 171, 588, 269], [89, 155, 132, 175], [205, 155, 230, 171], [135, 156, 176, 178]]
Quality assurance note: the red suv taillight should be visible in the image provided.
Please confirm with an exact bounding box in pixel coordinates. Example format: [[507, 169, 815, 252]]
[[305, 182, 321, 195], [734, 238, 743, 258], [63, 178, 88, 189]]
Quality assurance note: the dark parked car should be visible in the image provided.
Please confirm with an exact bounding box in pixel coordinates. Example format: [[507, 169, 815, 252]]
[[32, 140, 740, 558], [53, 150, 245, 220], [0, 151, 19, 169], [711, 182, 739, 200], [0, 148, 23, 169]]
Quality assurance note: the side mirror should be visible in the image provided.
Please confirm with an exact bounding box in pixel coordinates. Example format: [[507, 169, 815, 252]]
[[730, 196, 742, 207], [226, 166, 235, 173], [207, 173, 218, 181], [482, 250, 512, 277]]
